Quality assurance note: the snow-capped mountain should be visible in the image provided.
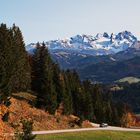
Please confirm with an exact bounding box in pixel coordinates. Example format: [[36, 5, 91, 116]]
[[26, 31, 140, 83], [26, 31, 137, 56]]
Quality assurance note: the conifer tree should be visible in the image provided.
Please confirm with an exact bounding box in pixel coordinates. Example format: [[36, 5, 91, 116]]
[[52, 63, 62, 106], [31, 43, 58, 114], [82, 80, 94, 121], [0, 24, 13, 104], [11, 24, 31, 92], [91, 84, 104, 122], [61, 72, 73, 114]]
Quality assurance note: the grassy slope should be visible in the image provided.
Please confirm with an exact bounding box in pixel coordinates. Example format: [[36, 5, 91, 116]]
[[35, 130, 140, 140], [9, 92, 92, 131]]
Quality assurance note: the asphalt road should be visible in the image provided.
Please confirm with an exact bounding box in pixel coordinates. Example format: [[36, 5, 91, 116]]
[[32, 126, 140, 135]]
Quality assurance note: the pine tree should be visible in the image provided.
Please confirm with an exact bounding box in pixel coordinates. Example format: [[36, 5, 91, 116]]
[[0, 24, 13, 104], [82, 80, 94, 121], [52, 63, 62, 106], [11, 24, 31, 92], [64, 70, 88, 119], [61, 72, 73, 115], [31, 43, 58, 114], [31, 42, 44, 95], [91, 84, 104, 122]]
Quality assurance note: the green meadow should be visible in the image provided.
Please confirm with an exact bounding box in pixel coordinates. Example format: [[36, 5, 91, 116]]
[[35, 130, 140, 140]]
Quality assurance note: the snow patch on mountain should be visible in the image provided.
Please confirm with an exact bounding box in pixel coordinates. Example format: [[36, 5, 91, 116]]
[[26, 31, 137, 56]]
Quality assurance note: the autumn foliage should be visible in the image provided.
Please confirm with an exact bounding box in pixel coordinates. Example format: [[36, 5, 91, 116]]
[[8, 97, 92, 131], [0, 104, 13, 140], [121, 112, 136, 127]]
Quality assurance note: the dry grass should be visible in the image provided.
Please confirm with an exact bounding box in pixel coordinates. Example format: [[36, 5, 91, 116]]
[[8, 93, 93, 131], [0, 92, 93, 139]]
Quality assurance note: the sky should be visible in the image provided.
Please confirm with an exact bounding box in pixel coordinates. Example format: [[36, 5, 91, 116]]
[[1, 0, 140, 44]]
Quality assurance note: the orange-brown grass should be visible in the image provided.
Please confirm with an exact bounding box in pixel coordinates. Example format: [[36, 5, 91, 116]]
[[0, 104, 14, 140], [8, 96, 93, 131], [134, 114, 140, 127], [0, 93, 93, 139]]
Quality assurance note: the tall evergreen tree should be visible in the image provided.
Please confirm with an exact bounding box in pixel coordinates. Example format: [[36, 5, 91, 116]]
[[0, 24, 13, 105], [31, 43, 58, 114], [82, 80, 94, 121], [11, 24, 31, 92], [60, 72, 73, 115]]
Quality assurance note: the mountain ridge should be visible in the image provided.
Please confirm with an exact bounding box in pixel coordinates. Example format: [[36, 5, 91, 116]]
[[26, 31, 140, 83], [26, 30, 138, 56]]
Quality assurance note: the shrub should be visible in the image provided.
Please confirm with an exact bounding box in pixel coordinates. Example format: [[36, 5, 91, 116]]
[[15, 119, 36, 140]]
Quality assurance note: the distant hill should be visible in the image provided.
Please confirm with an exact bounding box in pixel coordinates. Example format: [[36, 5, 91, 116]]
[[111, 82, 140, 113], [78, 56, 140, 83]]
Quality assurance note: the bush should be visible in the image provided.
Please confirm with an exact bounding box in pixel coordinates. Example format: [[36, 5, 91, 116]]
[[15, 119, 36, 140], [68, 118, 82, 127]]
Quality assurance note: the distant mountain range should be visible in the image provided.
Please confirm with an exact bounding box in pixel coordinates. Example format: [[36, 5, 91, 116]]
[[26, 31, 140, 83], [26, 31, 138, 55]]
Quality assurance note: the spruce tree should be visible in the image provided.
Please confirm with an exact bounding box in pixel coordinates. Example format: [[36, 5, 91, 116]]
[[0, 24, 13, 104], [61, 72, 73, 115], [11, 24, 31, 92], [82, 80, 94, 121], [31, 43, 58, 114]]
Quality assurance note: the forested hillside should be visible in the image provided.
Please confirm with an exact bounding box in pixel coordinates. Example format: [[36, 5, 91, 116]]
[[111, 82, 140, 113], [0, 24, 136, 139]]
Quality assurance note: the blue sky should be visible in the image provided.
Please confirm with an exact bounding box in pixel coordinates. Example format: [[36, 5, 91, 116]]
[[1, 0, 140, 44]]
